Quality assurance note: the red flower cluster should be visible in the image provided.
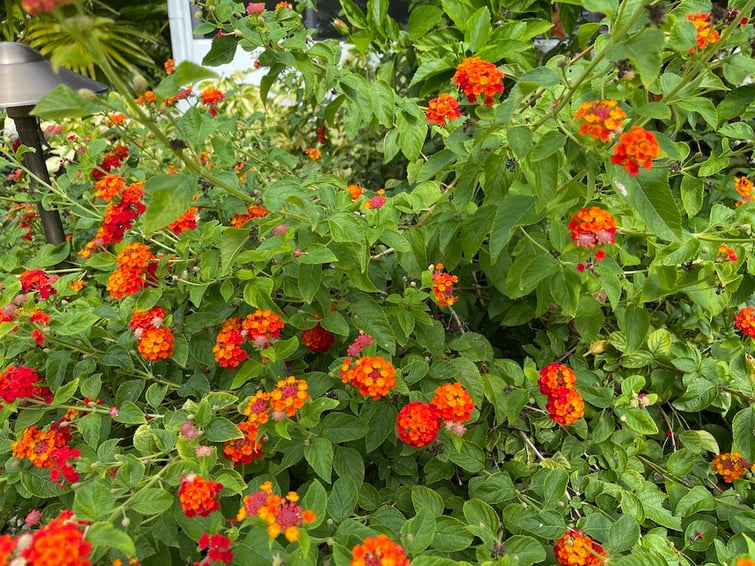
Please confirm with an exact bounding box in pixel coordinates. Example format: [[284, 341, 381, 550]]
[[735, 176, 754, 206], [339, 355, 397, 399], [396, 401, 440, 447], [711, 451, 751, 483], [568, 207, 617, 249], [573, 100, 626, 142], [80, 178, 146, 258], [346, 331, 373, 357], [178, 474, 223, 517], [539, 363, 584, 426], [426, 93, 461, 126], [195, 533, 233, 566], [0, 365, 51, 408], [12, 421, 80, 485], [350, 534, 411, 566], [168, 205, 200, 235], [687, 13, 719, 52], [130, 307, 174, 361], [7, 203, 37, 241], [200, 87, 225, 116], [554, 529, 606, 566], [92, 145, 128, 181], [20, 0, 77, 14], [316, 123, 328, 144], [230, 204, 270, 228], [305, 147, 322, 160], [610, 125, 660, 176], [106, 243, 157, 299], [3, 510, 92, 565], [19, 269, 58, 299], [347, 184, 363, 200], [302, 322, 335, 352], [452, 56, 504, 106], [213, 317, 248, 369], [430, 382, 474, 423], [734, 306, 755, 338], [223, 419, 264, 465], [237, 481, 317, 542], [430, 263, 459, 308]]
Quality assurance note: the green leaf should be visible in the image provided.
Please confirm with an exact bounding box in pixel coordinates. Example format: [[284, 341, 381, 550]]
[[73, 481, 116, 521], [142, 174, 197, 234], [412, 485, 445, 516], [505, 535, 547, 566], [114, 401, 147, 425], [506, 253, 561, 298], [468, 472, 516, 504], [397, 110, 428, 161], [205, 417, 243, 442], [465, 7, 490, 52], [432, 516, 474, 553], [303, 480, 328, 528], [608, 514, 640, 552], [202, 34, 238, 66], [54, 310, 100, 336], [612, 168, 681, 242], [732, 406, 754, 461], [408, 5, 444, 39], [622, 304, 649, 353], [32, 84, 105, 120], [85, 522, 136, 557], [489, 194, 538, 262], [622, 408, 659, 435], [531, 131, 566, 161], [129, 488, 174, 515], [614, 28, 664, 88], [52, 378, 79, 404], [350, 299, 396, 354], [304, 437, 333, 483], [322, 413, 369, 442], [441, 0, 473, 31], [327, 476, 358, 523], [401, 506, 436, 554]]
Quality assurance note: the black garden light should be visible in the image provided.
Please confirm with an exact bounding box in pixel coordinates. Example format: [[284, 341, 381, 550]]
[[0, 41, 107, 245]]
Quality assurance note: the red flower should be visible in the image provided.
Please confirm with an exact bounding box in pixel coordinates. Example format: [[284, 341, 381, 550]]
[[554, 528, 606, 566], [734, 306, 755, 338], [610, 126, 660, 176], [302, 322, 335, 352], [538, 363, 576, 396], [396, 401, 440, 447], [430, 382, 474, 423], [19, 269, 58, 299], [546, 387, 585, 426], [573, 99, 627, 142], [430, 263, 459, 307], [350, 534, 410, 566], [568, 207, 617, 248], [178, 474, 223, 518]]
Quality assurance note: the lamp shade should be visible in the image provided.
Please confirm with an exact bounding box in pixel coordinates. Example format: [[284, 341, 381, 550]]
[[0, 42, 108, 108]]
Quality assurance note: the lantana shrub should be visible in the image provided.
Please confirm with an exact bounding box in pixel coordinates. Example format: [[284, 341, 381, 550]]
[[2, 0, 755, 564]]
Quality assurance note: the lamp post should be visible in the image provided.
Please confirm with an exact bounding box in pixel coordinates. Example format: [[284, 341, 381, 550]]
[[0, 42, 107, 246]]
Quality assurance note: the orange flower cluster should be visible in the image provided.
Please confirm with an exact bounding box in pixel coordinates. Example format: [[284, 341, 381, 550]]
[[19, 269, 58, 299], [687, 13, 719, 52], [178, 474, 223, 517], [106, 243, 156, 299], [237, 481, 317, 542], [230, 204, 270, 228], [426, 93, 461, 126], [711, 451, 751, 483], [396, 401, 441, 447], [243, 309, 285, 346], [0, 364, 51, 408], [80, 177, 146, 258], [735, 176, 754, 205], [718, 245, 738, 262], [168, 205, 200, 235], [350, 534, 410, 566], [737, 559, 755, 566], [339, 356, 397, 399], [164, 58, 175, 74], [305, 147, 322, 160], [213, 317, 248, 369], [302, 322, 335, 352], [269, 376, 310, 418], [573, 100, 627, 142], [568, 207, 617, 249], [136, 91, 156, 105], [12, 421, 80, 485], [347, 184, 363, 200], [554, 529, 606, 566], [430, 382, 474, 423], [734, 306, 755, 338], [223, 419, 264, 465], [275, 1, 291, 9], [452, 56, 504, 106], [200, 87, 225, 116], [130, 307, 174, 361], [430, 263, 459, 307], [4, 510, 92, 566], [539, 363, 584, 426], [610, 125, 660, 176]]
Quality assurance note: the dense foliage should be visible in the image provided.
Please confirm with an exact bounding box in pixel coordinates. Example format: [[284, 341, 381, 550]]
[[1, 0, 755, 564]]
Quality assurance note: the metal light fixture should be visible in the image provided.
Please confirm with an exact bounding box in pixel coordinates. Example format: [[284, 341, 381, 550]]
[[0, 42, 108, 246]]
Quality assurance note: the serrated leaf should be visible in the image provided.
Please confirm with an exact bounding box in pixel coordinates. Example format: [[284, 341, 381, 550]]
[[612, 168, 681, 242], [205, 417, 242, 442], [304, 437, 333, 483], [732, 406, 754, 461], [129, 488, 174, 515], [85, 522, 136, 556], [465, 7, 490, 52], [142, 174, 197, 234], [32, 84, 105, 120]]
